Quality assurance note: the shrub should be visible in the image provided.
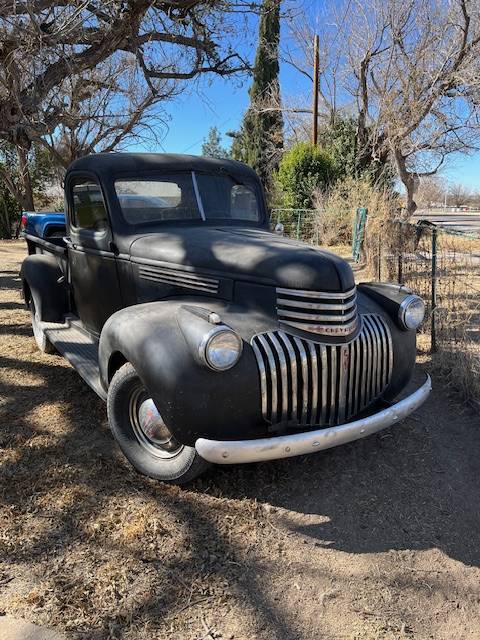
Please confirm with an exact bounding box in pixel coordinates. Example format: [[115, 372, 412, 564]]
[[311, 176, 399, 248], [277, 142, 336, 209]]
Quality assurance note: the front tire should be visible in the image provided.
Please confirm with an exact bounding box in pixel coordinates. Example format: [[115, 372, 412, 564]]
[[30, 299, 56, 354], [107, 363, 209, 484]]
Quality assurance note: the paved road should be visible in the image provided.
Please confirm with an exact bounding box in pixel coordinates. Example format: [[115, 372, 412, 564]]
[[412, 211, 480, 234]]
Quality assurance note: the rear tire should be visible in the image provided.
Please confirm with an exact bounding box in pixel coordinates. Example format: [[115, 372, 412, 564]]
[[30, 299, 56, 354], [107, 363, 209, 484]]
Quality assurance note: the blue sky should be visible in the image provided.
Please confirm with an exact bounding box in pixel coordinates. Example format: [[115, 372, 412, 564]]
[[146, 4, 480, 191], [442, 152, 480, 190]]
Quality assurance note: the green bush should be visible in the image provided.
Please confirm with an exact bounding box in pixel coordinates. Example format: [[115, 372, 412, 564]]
[[277, 142, 336, 208]]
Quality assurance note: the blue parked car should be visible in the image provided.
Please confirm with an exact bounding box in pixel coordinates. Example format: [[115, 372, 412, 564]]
[[21, 211, 66, 241]]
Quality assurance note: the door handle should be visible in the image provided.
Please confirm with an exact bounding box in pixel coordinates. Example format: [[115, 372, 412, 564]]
[[63, 236, 75, 249]]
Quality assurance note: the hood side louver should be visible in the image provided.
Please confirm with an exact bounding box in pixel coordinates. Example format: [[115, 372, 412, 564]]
[[139, 265, 219, 294]]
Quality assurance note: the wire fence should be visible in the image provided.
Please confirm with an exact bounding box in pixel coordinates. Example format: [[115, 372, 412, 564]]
[[376, 221, 480, 405], [271, 207, 480, 406], [271, 208, 321, 243]]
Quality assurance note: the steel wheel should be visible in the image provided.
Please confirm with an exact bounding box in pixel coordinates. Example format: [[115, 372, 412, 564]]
[[107, 363, 209, 483], [128, 385, 184, 459]]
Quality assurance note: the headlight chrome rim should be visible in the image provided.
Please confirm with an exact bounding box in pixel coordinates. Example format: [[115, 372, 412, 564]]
[[199, 326, 243, 371], [398, 294, 425, 330]]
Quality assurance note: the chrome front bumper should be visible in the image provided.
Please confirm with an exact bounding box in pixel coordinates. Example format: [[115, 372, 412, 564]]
[[195, 375, 431, 465]]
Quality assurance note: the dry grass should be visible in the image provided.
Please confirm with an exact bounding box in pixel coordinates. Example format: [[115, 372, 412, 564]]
[[376, 224, 480, 406], [1, 240, 480, 640], [273, 177, 398, 249]]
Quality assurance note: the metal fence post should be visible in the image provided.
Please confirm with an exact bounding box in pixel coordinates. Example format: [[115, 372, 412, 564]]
[[397, 223, 403, 284], [296, 211, 302, 240], [352, 207, 367, 262], [377, 233, 382, 280], [431, 227, 438, 353]]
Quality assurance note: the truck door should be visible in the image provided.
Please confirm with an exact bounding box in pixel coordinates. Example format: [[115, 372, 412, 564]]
[[66, 174, 122, 335]]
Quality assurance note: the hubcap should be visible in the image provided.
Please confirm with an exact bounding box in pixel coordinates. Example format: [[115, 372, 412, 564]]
[[129, 388, 183, 459], [138, 398, 175, 447]]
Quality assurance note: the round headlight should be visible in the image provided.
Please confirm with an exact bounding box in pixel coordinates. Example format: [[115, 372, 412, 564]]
[[203, 329, 243, 371], [398, 295, 425, 330]]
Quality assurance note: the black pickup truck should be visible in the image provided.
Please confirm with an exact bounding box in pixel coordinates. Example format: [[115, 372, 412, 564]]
[[21, 153, 431, 483]]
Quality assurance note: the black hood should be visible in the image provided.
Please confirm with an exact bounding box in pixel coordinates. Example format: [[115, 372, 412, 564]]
[[129, 226, 355, 292]]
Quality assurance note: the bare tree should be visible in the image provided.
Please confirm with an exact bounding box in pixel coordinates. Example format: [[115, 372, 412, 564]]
[[285, 0, 480, 214], [40, 60, 169, 170], [449, 182, 472, 207], [416, 176, 446, 209], [0, 0, 257, 209]]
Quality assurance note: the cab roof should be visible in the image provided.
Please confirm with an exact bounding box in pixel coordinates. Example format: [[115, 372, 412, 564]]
[[66, 152, 259, 181]]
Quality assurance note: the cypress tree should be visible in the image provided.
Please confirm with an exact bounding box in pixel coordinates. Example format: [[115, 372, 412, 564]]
[[231, 0, 283, 191]]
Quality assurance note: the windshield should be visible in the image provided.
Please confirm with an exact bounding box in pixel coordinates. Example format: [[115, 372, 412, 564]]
[[115, 172, 261, 224]]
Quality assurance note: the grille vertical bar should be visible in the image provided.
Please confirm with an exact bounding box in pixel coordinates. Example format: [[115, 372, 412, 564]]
[[319, 345, 328, 425], [308, 341, 319, 425], [252, 314, 393, 428]]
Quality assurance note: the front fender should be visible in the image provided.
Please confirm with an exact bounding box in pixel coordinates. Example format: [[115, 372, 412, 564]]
[[99, 300, 264, 446]]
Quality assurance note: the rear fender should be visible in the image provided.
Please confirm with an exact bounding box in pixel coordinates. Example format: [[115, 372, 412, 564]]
[[20, 253, 68, 322]]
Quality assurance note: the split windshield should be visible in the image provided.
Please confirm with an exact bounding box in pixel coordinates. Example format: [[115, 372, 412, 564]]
[[114, 171, 261, 225]]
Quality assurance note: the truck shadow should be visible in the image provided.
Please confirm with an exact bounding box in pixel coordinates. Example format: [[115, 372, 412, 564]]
[[203, 370, 480, 569], [0, 270, 22, 290], [171, 231, 480, 570], [2, 346, 479, 639], [0, 348, 304, 639]]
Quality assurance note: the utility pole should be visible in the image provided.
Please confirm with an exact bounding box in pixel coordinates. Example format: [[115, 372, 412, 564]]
[[312, 34, 319, 145]]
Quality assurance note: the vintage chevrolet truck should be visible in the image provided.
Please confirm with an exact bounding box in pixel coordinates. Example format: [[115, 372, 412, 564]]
[[20, 153, 431, 483]]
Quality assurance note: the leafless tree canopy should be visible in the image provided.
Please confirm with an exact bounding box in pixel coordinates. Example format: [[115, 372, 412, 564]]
[[40, 60, 168, 170], [415, 176, 446, 209], [448, 181, 472, 207], [0, 0, 261, 207], [0, 1, 256, 144], [284, 0, 480, 214]]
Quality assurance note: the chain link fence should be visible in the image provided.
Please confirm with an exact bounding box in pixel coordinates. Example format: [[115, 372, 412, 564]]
[[271, 207, 480, 406]]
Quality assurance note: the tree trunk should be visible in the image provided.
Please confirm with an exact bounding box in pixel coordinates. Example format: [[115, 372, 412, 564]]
[[17, 147, 35, 211], [393, 147, 417, 217]]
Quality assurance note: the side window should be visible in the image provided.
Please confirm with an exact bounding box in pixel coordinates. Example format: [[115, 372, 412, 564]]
[[71, 179, 108, 231]]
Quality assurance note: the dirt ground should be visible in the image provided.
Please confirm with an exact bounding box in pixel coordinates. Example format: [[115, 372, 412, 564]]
[[1, 239, 479, 640]]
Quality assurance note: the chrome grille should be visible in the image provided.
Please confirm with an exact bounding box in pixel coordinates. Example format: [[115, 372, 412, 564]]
[[139, 265, 219, 294], [251, 314, 393, 427], [276, 286, 358, 336]]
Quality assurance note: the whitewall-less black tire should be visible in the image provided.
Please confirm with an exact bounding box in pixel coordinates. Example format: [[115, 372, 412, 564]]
[[107, 363, 209, 484], [30, 299, 56, 354]]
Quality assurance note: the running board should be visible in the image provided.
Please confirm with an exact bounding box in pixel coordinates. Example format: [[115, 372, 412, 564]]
[[44, 316, 106, 400]]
